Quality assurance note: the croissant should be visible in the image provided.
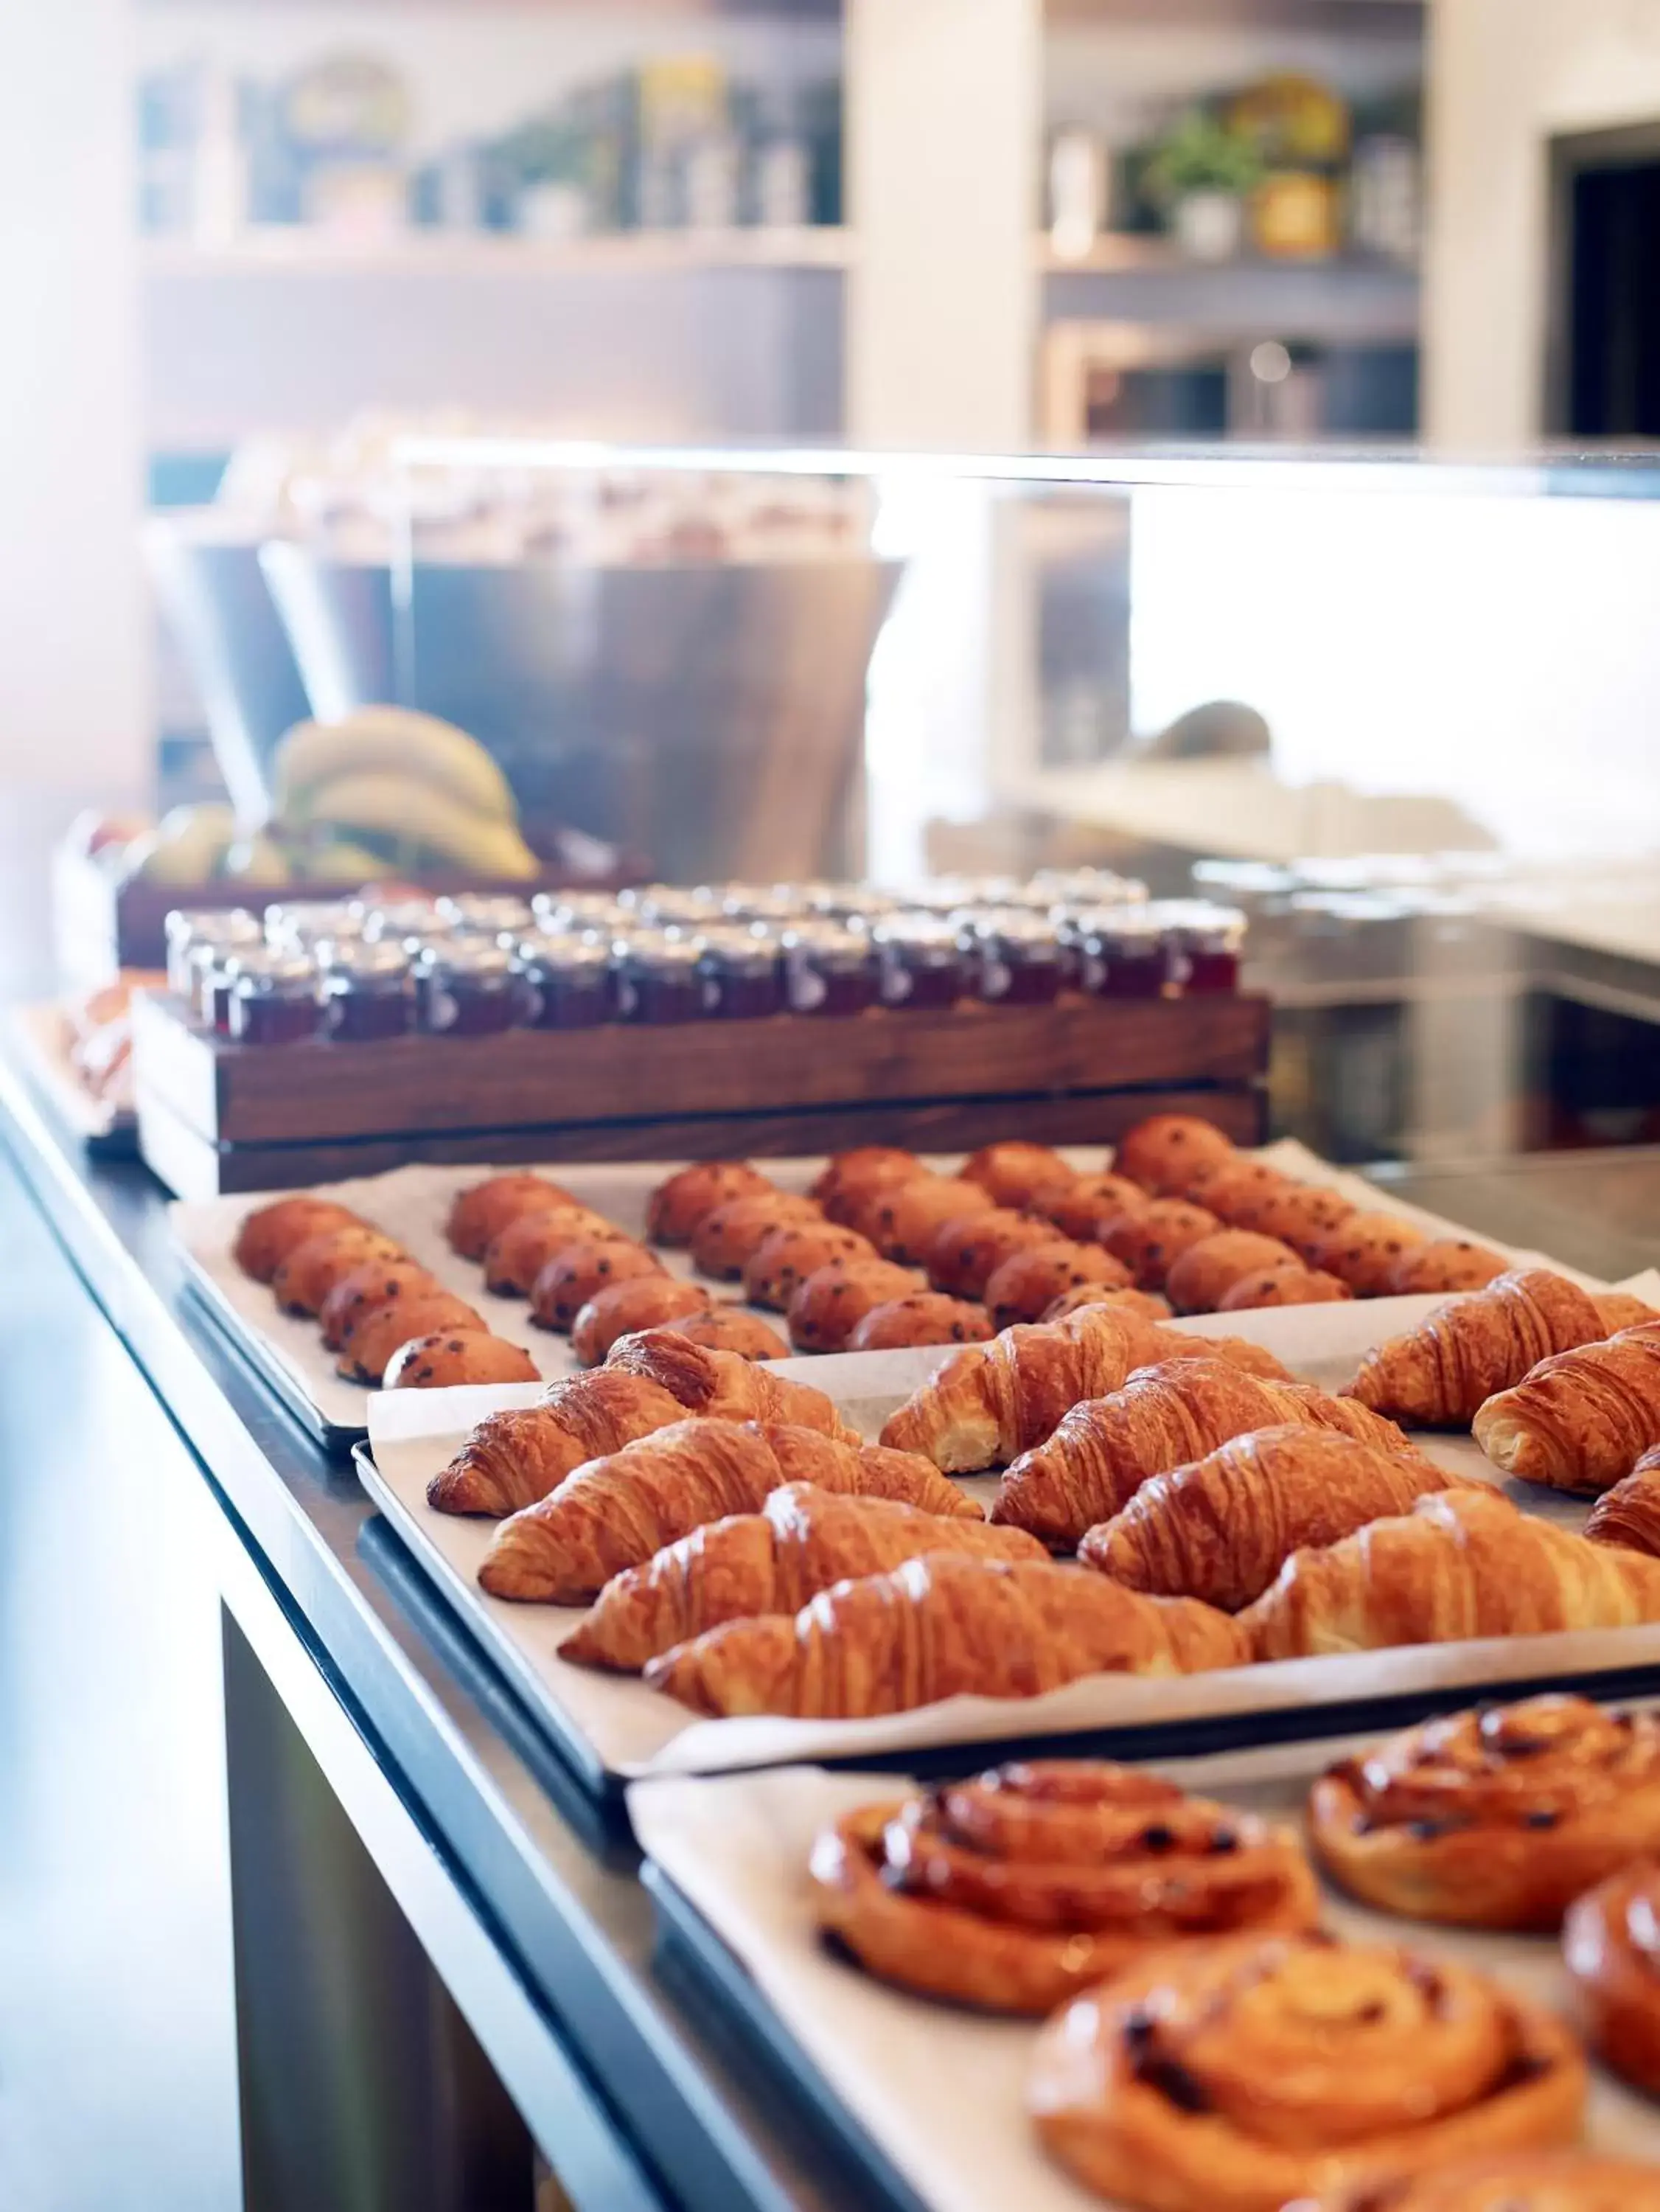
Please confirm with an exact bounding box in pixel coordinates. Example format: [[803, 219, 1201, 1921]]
[[993, 1360, 1433, 1546], [1594, 1292, 1660, 1334], [1243, 1486, 1660, 1659], [1585, 1449, 1660, 1553], [479, 1419, 979, 1603], [560, 1481, 1045, 1669], [1472, 1322, 1660, 1492], [878, 1305, 1293, 1475], [643, 1550, 1247, 1717], [604, 1326, 857, 1439], [425, 1370, 688, 1516], [1081, 1426, 1466, 1611], [1349, 1268, 1608, 1428]]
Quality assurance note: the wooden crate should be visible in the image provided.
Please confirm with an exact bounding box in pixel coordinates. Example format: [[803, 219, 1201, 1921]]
[[133, 989, 1271, 1198]]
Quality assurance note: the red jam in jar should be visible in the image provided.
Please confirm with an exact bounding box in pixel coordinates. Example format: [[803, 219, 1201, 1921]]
[[512, 931, 616, 1030], [620, 884, 725, 929], [612, 931, 707, 1025], [695, 927, 787, 1020], [532, 891, 632, 936], [414, 942, 520, 1036], [1070, 904, 1168, 999], [166, 908, 262, 1002], [872, 914, 965, 1010], [1154, 900, 1246, 995], [436, 894, 534, 940], [780, 923, 881, 1017], [960, 911, 1065, 1006], [321, 939, 414, 1042], [226, 950, 322, 1046], [265, 900, 368, 955]]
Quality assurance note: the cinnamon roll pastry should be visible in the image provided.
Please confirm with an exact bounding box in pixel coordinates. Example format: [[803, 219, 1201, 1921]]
[[812, 1145, 924, 1224], [1313, 1695, 1660, 1929], [1036, 1172, 1148, 1243], [809, 1761, 1317, 2014], [994, 1360, 1429, 1546], [1310, 1211, 1431, 1298], [604, 1326, 859, 1441], [272, 1225, 407, 1315], [1350, 1269, 1608, 1428], [426, 1370, 686, 1516], [1029, 1932, 1584, 2212], [1563, 1860, 1660, 2099], [1217, 1262, 1352, 1310], [1473, 1323, 1660, 1494], [959, 1141, 1077, 1208], [335, 1290, 486, 1384], [569, 1276, 711, 1367], [562, 1481, 1041, 1669], [529, 1239, 664, 1331], [644, 1551, 1246, 1717], [319, 1257, 444, 1350], [1224, 1180, 1356, 1257], [865, 1175, 996, 1263], [480, 1419, 977, 1603], [986, 1240, 1134, 1329], [645, 1160, 773, 1246], [690, 1192, 823, 1279], [1165, 1230, 1302, 1315], [848, 1293, 991, 1351], [1081, 1427, 1464, 1611], [1113, 1113, 1236, 1197], [666, 1308, 789, 1361], [481, 1208, 628, 1296], [744, 1222, 876, 1310], [1098, 1201, 1224, 1292], [1304, 2154, 1660, 2212], [1585, 1451, 1660, 1554], [384, 1331, 539, 1389], [1244, 1486, 1660, 1659], [445, 1172, 576, 1261], [1389, 1239, 1510, 1297], [234, 1196, 364, 1282], [786, 1259, 921, 1353], [924, 1208, 1056, 1299], [1040, 1284, 1173, 1325]]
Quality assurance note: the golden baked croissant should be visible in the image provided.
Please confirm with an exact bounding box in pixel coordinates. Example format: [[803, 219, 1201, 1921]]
[[1349, 1267, 1608, 1427], [604, 1326, 858, 1440], [1472, 1322, 1660, 1492], [992, 1360, 1432, 1546], [1584, 1448, 1660, 1553], [809, 1760, 1318, 2015], [644, 1550, 1246, 1716], [480, 1419, 978, 1603], [1244, 1486, 1660, 1659], [1563, 1860, 1660, 2102], [1593, 1291, 1660, 1334], [1081, 1425, 1465, 1610], [1311, 1694, 1660, 1930], [560, 1480, 1043, 1668], [1028, 1930, 1584, 2212], [1305, 2154, 1660, 2212], [877, 1305, 1291, 1475], [425, 1370, 687, 1517]]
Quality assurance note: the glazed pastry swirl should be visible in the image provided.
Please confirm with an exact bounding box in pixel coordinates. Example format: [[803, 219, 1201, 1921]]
[[1029, 1932, 1584, 2212], [1563, 1860, 1660, 2101], [1311, 1695, 1660, 1929], [810, 1761, 1318, 2016]]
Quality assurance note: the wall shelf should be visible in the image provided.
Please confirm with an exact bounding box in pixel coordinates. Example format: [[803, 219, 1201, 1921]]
[[140, 226, 854, 279]]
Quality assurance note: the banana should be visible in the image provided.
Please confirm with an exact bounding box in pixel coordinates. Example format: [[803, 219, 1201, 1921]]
[[299, 771, 540, 880], [222, 835, 292, 886], [293, 837, 394, 885], [125, 801, 240, 886], [274, 708, 515, 827]]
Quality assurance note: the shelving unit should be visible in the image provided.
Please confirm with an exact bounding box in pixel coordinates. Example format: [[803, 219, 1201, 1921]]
[[141, 224, 855, 277]]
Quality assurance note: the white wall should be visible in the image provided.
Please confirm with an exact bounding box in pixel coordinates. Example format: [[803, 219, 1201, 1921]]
[[1423, 0, 1660, 446]]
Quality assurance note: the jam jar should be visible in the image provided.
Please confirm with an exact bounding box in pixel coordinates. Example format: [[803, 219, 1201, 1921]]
[[619, 883, 724, 929], [612, 931, 708, 1025], [780, 922, 881, 1017], [319, 939, 414, 1042], [1028, 866, 1148, 909], [531, 891, 631, 937], [165, 908, 262, 1003], [1068, 903, 1168, 999], [695, 926, 786, 1020], [265, 900, 368, 954], [512, 931, 616, 1030], [871, 914, 966, 1010], [720, 887, 803, 930], [809, 885, 903, 928], [1154, 900, 1246, 995], [436, 894, 534, 939], [362, 897, 447, 951], [959, 910, 1067, 1006], [414, 941, 521, 1037], [226, 949, 323, 1046]]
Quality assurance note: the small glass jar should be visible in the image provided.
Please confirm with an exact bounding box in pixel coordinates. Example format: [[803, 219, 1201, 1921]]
[[226, 949, 322, 1047], [165, 908, 262, 1002], [720, 886, 803, 929], [1156, 900, 1247, 995], [319, 939, 414, 1042], [363, 897, 450, 953], [531, 890, 632, 938], [1028, 866, 1148, 909], [810, 884, 904, 928], [902, 875, 1001, 917], [1068, 903, 1168, 1000], [871, 913, 966, 1011], [512, 931, 617, 1031], [780, 922, 881, 1017], [618, 883, 724, 929], [436, 894, 534, 939], [695, 925, 787, 1020], [960, 910, 1067, 1006], [265, 900, 369, 954], [413, 941, 521, 1037], [612, 930, 708, 1025]]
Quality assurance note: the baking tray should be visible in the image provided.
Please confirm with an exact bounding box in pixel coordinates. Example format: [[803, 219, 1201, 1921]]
[[170, 1138, 1603, 1450], [632, 1739, 1660, 2212], [355, 1289, 1660, 1811], [7, 1004, 136, 1158]]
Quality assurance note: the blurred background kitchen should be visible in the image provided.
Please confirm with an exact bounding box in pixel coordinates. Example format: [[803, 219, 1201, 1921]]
[[12, 0, 1660, 1213]]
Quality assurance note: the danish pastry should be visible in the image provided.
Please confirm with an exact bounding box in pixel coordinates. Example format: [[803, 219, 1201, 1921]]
[[865, 1175, 996, 1263], [445, 1172, 576, 1262], [319, 1257, 444, 1350], [234, 1196, 364, 1282], [1563, 1860, 1660, 2099], [1165, 1230, 1302, 1315], [529, 1239, 664, 1331], [1036, 1172, 1148, 1242], [1029, 1932, 1583, 2212], [848, 1293, 991, 1351], [481, 1208, 628, 1296], [985, 1240, 1134, 1329], [1349, 1268, 1607, 1428], [809, 1761, 1317, 2014], [1472, 1322, 1660, 1492], [1098, 1201, 1222, 1290], [1389, 1238, 1509, 1296], [743, 1222, 878, 1310], [604, 1326, 857, 1440], [384, 1330, 540, 1389], [645, 1160, 773, 1245], [689, 1192, 823, 1279], [569, 1276, 711, 1366], [335, 1290, 487, 1383], [1113, 1113, 1235, 1196], [666, 1308, 789, 1361], [786, 1259, 921, 1353], [924, 1208, 1056, 1299], [1311, 1695, 1660, 1930], [1310, 1211, 1431, 1298], [1216, 1262, 1351, 1310], [959, 1141, 1076, 1209], [272, 1225, 407, 1315]]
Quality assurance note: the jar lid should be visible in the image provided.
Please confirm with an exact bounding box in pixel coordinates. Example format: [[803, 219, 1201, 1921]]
[[514, 929, 610, 973], [722, 891, 805, 925], [229, 947, 320, 995], [1028, 866, 1148, 905], [612, 929, 704, 974], [873, 911, 961, 952], [618, 883, 724, 926], [417, 939, 515, 981], [1148, 898, 1247, 947], [363, 899, 449, 942], [165, 905, 263, 946], [1067, 901, 1163, 945], [958, 907, 1062, 947], [437, 894, 534, 934], [533, 891, 631, 934], [265, 900, 367, 945], [319, 937, 412, 982], [781, 921, 873, 963]]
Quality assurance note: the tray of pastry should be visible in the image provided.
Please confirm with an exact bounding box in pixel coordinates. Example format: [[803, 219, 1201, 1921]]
[[7, 991, 147, 1157], [631, 1703, 1660, 2212], [170, 1124, 1600, 1450]]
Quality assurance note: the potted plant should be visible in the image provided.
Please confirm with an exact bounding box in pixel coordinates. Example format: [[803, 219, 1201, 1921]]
[[1144, 109, 1263, 262]]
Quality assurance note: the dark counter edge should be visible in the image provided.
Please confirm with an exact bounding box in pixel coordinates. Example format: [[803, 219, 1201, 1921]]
[[0, 1057, 852, 2212]]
